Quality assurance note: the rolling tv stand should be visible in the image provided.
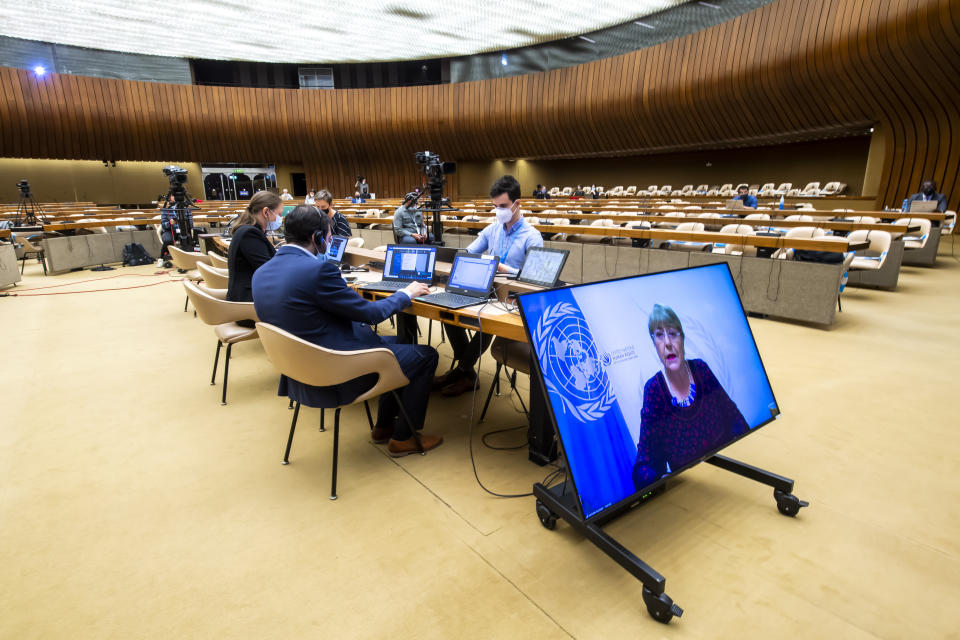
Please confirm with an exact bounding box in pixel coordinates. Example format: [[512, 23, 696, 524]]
[[532, 454, 808, 624]]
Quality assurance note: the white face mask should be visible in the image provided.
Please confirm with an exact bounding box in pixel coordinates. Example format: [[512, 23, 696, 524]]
[[494, 204, 515, 225]]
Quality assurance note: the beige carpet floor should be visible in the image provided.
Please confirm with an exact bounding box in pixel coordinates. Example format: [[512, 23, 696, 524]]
[[2, 246, 960, 639]]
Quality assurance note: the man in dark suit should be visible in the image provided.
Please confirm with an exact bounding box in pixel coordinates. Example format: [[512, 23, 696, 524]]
[[904, 180, 948, 213], [252, 207, 442, 456]]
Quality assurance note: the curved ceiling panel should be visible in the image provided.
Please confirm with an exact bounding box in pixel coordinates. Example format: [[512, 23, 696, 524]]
[[0, 0, 684, 63]]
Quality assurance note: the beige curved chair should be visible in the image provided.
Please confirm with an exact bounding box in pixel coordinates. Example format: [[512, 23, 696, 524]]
[[715, 223, 758, 256], [560, 187, 573, 197], [895, 218, 931, 250], [548, 187, 561, 197], [697, 212, 723, 230], [743, 212, 772, 222], [623, 185, 638, 196], [758, 183, 777, 197], [695, 184, 709, 194], [208, 252, 229, 269], [848, 230, 891, 271], [17, 235, 46, 275], [666, 221, 709, 251], [183, 281, 259, 406], [785, 214, 814, 222], [772, 226, 827, 259], [347, 237, 364, 248], [847, 216, 877, 224], [943, 211, 956, 235], [168, 245, 212, 311], [197, 262, 229, 289], [717, 183, 735, 197], [820, 181, 846, 196], [774, 183, 792, 196], [256, 321, 425, 500]]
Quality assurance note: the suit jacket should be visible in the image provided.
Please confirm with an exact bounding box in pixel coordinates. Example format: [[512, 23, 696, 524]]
[[227, 224, 275, 302], [906, 192, 948, 213], [252, 245, 412, 407]]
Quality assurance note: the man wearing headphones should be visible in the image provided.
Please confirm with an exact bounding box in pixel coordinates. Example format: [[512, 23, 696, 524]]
[[252, 206, 443, 456]]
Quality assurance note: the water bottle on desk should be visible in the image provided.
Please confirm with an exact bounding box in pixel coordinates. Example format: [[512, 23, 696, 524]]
[[901, 198, 909, 212], [778, 195, 785, 210]]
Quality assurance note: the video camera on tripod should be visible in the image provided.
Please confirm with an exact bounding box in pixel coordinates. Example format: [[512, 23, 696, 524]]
[[161, 165, 197, 251], [414, 151, 456, 244]]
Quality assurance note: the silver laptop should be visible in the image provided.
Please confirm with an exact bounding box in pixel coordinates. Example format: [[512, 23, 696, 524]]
[[725, 199, 746, 210], [415, 253, 499, 310], [909, 200, 938, 213]]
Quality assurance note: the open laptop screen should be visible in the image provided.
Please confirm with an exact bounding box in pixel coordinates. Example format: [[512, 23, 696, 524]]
[[325, 235, 347, 264], [448, 254, 498, 295], [518, 247, 569, 287], [384, 245, 436, 282]]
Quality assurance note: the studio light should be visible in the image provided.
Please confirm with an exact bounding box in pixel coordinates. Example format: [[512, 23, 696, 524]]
[[33, 65, 46, 76]]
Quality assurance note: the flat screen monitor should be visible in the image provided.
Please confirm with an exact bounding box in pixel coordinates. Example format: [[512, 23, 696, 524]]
[[517, 263, 779, 520], [325, 235, 348, 265], [518, 247, 569, 287], [383, 244, 436, 282]]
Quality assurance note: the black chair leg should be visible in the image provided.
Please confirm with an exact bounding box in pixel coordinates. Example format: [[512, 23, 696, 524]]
[[364, 400, 374, 430], [330, 408, 341, 500], [495, 369, 501, 396], [427, 319, 432, 345], [440, 323, 446, 344], [837, 295, 842, 312], [210, 341, 222, 385], [282, 402, 300, 464], [319, 408, 326, 432], [393, 390, 424, 454], [479, 363, 502, 423], [21, 257, 26, 274], [510, 370, 529, 414], [184, 294, 189, 312], [221, 343, 232, 405], [288, 397, 294, 410], [41, 255, 46, 276]]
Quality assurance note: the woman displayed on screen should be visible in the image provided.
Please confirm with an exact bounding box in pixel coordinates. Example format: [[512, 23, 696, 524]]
[[632, 304, 749, 489]]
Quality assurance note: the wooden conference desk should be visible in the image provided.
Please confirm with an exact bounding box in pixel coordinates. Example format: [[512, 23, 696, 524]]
[[342, 246, 555, 463]]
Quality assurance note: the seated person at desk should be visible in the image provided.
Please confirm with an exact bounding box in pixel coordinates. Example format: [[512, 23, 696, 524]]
[[251, 207, 442, 456], [732, 185, 758, 208], [393, 192, 432, 243], [351, 191, 366, 204], [280, 188, 294, 201], [903, 180, 948, 212], [434, 175, 544, 397], [304, 190, 317, 205], [316, 189, 352, 237], [227, 191, 281, 313]]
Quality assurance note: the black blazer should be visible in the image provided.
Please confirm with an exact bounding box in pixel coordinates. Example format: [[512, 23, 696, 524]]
[[227, 224, 276, 302]]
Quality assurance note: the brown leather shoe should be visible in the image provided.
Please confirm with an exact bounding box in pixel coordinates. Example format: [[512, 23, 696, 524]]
[[432, 369, 461, 391], [440, 372, 478, 397], [387, 433, 443, 457], [370, 424, 394, 444]]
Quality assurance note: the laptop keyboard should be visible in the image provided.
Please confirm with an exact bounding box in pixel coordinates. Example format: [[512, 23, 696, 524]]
[[358, 280, 407, 290], [417, 292, 485, 307]]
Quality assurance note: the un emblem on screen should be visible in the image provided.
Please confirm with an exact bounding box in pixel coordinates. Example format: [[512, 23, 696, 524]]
[[533, 302, 614, 422]]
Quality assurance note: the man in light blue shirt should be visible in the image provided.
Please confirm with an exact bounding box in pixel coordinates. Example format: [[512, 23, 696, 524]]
[[435, 175, 543, 396]]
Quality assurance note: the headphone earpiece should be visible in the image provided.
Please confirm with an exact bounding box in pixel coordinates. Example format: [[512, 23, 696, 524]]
[[313, 229, 326, 254]]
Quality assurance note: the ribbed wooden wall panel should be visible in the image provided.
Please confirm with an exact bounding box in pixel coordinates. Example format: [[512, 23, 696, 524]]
[[0, 0, 957, 207]]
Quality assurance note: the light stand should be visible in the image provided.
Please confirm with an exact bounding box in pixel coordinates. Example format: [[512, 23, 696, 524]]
[[14, 180, 47, 227]]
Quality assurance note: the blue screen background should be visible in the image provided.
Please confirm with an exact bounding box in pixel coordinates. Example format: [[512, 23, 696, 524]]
[[520, 264, 777, 519]]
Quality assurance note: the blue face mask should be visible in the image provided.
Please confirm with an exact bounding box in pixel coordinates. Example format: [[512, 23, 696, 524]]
[[266, 216, 282, 232], [315, 249, 328, 262]]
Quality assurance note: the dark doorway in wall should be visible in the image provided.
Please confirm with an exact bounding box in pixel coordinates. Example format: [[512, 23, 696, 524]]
[[291, 173, 307, 197]]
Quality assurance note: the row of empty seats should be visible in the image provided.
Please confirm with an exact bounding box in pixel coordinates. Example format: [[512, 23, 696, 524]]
[[546, 182, 847, 198]]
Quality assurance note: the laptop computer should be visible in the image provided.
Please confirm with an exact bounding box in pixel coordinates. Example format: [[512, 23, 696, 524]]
[[725, 199, 746, 210], [515, 246, 569, 287], [325, 235, 348, 265], [357, 244, 436, 292], [909, 200, 938, 213], [415, 253, 499, 310]]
